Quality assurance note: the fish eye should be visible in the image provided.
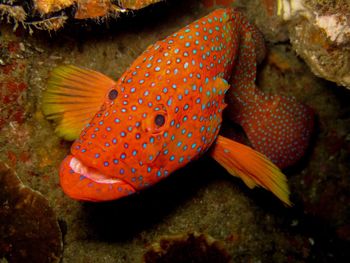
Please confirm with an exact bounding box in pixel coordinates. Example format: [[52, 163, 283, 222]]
[[155, 114, 165, 127], [108, 89, 118, 100]]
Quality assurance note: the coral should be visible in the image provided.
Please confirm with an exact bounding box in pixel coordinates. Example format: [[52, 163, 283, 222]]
[[33, 0, 164, 15], [0, 4, 26, 30], [34, 0, 74, 14], [119, 0, 164, 10], [74, 0, 112, 19], [143, 233, 231, 263], [0, 162, 62, 263], [0, 0, 164, 32]]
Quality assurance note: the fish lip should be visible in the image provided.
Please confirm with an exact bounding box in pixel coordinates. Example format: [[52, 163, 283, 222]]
[[68, 155, 135, 189]]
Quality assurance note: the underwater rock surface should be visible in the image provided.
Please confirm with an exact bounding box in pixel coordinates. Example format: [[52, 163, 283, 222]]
[[249, 0, 350, 89], [0, 163, 62, 263], [237, 0, 350, 89], [282, 0, 350, 89]]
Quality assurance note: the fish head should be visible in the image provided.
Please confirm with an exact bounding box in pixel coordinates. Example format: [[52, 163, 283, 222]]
[[60, 82, 187, 201]]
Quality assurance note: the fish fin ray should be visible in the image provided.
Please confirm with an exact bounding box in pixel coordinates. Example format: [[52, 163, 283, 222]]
[[42, 65, 117, 140], [210, 135, 292, 206]]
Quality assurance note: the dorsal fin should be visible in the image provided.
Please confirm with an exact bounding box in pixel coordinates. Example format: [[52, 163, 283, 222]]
[[42, 65, 117, 140]]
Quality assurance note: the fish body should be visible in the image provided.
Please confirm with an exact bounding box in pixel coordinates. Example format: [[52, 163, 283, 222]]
[[42, 8, 297, 205], [70, 9, 235, 192]]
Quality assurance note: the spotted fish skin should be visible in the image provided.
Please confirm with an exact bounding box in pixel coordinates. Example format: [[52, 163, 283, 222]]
[[45, 8, 292, 204], [222, 11, 314, 169], [69, 9, 239, 193]]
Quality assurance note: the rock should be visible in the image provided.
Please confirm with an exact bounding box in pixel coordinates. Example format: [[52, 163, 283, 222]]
[[0, 163, 62, 263], [277, 0, 350, 89], [143, 232, 231, 263]]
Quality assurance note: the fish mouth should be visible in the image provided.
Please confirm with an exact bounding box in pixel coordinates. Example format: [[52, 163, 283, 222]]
[[69, 156, 122, 184], [59, 155, 136, 202]]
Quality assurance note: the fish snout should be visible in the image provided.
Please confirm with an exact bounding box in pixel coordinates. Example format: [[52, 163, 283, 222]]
[[59, 155, 136, 202]]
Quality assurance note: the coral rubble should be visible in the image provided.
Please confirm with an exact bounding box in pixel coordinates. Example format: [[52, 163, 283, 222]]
[[143, 233, 231, 263]]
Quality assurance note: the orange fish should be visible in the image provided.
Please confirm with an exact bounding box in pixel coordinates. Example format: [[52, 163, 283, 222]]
[[42, 8, 293, 205]]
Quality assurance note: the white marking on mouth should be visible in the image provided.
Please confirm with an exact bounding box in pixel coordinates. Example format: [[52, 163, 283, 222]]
[[69, 157, 122, 184]]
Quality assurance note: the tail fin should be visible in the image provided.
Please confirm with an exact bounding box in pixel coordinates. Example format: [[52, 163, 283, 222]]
[[231, 93, 314, 169], [210, 135, 291, 206], [224, 12, 314, 168]]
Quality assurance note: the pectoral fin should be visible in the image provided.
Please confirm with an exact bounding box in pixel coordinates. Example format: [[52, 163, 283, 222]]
[[210, 135, 292, 206], [42, 65, 117, 140]]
